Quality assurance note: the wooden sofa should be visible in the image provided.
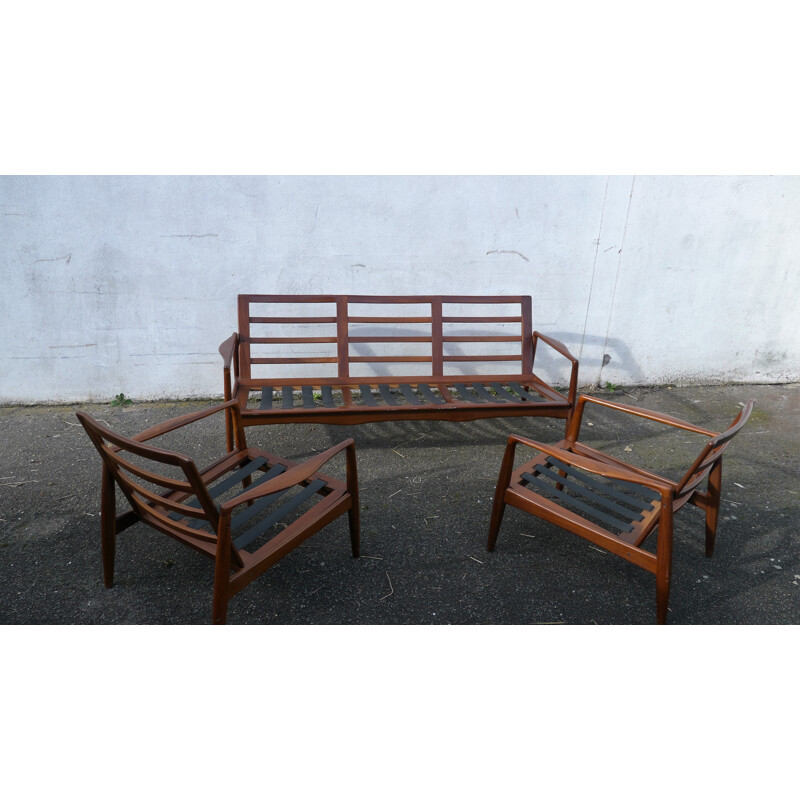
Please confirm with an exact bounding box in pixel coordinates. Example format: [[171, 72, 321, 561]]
[[219, 295, 579, 447]]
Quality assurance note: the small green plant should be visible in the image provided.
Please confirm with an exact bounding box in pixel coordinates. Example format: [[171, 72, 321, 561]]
[[604, 382, 619, 392], [111, 393, 133, 407]]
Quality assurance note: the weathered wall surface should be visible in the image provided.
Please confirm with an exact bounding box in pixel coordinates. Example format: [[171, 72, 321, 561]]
[[2, 175, 799, 403]]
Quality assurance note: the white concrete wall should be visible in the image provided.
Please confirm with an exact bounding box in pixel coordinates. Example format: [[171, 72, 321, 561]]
[[2, 175, 799, 403]]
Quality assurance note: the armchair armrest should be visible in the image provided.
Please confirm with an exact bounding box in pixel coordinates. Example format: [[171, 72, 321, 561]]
[[218, 333, 240, 452], [505, 433, 673, 494], [219, 333, 238, 371], [566, 394, 718, 444], [220, 438, 356, 512], [532, 331, 579, 407], [132, 399, 240, 444]]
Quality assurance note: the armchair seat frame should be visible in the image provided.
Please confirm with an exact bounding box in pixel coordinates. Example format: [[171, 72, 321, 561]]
[[78, 400, 359, 624], [488, 395, 754, 623]]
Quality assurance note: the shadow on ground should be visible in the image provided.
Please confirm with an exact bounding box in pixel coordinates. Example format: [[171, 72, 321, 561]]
[[1, 383, 798, 624]]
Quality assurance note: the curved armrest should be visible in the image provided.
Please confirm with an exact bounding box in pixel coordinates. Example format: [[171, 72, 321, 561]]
[[506, 433, 673, 494], [532, 331, 579, 406], [574, 395, 717, 437], [219, 333, 238, 369], [132, 400, 240, 443], [218, 333, 241, 451], [220, 438, 356, 512], [532, 331, 577, 365]]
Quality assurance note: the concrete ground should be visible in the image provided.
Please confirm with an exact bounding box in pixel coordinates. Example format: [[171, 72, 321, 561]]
[[1, 383, 798, 625]]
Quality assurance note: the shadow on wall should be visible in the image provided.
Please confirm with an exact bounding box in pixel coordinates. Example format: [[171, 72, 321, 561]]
[[341, 326, 644, 389], [537, 331, 645, 388]]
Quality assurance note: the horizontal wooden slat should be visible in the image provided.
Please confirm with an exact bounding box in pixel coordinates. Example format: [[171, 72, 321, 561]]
[[440, 295, 527, 303], [252, 357, 339, 364], [250, 336, 338, 344], [346, 294, 527, 303], [137, 504, 219, 544], [443, 335, 519, 342], [349, 355, 432, 363], [442, 316, 522, 323], [348, 316, 431, 324], [349, 336, 432, 343], [250, 316, 336, 324], [113, 452, 192, 492], [131, 483, 208, 519], [245, 294, 338, 303], [443, 354, 522, 362], [241, 373, 564, 389], [347, 296, 435, 303]]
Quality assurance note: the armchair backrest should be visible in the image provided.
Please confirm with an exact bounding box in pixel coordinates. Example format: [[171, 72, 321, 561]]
[[76, 412, 220, 541], [673, 400, 754, 507]]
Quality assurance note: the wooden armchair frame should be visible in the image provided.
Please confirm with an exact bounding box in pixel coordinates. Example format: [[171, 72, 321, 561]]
[[77, 400, 359, 624], [487, 395, 754, 623]]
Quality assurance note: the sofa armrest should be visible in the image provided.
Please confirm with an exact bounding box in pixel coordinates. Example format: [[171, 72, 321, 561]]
[[532, 331, 579, 408]]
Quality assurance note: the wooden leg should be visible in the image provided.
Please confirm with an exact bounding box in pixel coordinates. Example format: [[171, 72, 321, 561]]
[[212, 591, 230, 626], [655, 502, 674, 625], [488, 439, 517, 552], [223, 367, 234, 453], [224, 406, 234, 453], [705, 460, 722, 557], [346, 443, 360, 558], [487, 496, 507, 553], [213, 516, 233, 625], [101, 466, 117, 588]]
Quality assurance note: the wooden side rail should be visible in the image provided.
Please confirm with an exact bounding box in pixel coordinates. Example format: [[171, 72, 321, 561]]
[[219, 295, 579, 436]]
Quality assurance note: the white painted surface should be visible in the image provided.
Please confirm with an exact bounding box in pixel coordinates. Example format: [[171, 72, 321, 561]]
[[2, 175, 799, 403]]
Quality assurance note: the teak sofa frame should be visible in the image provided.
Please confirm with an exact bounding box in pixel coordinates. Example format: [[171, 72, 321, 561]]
[[219, 295, 579, 448]]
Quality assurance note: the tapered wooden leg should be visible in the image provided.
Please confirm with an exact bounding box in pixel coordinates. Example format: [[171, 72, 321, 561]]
[[705, 460, 722, 557], [101, 466, 117, 588], [346, 444, 360, 557], [213, 516, 233, 625], [212, 591, 230, 626], [488, 439, 517, 552], [655, 503, 674, 624], [487, 489, 509, 552], [224, 406, 234, 453], [222, 367, 234, 453], [348, 507, 361, 558]]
